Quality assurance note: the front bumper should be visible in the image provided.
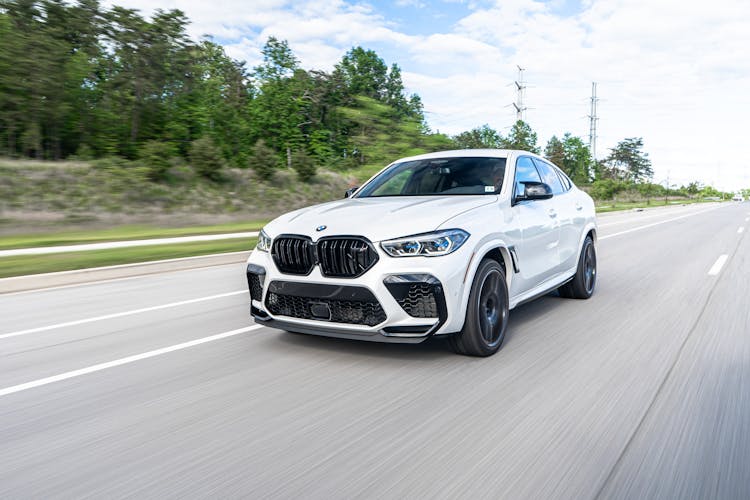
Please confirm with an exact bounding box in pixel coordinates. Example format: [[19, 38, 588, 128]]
[[246, 249, 461, 343]]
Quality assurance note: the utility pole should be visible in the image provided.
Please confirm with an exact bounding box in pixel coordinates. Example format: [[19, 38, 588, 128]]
[[512, 66, 527, 122], [588, 82, 599, 160]]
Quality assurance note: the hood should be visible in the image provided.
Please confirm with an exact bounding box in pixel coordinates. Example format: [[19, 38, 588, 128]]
[[265, 195, 497, 242]]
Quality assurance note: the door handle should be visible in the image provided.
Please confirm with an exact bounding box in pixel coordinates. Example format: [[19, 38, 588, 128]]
[[575, 204, 583, 211], [547, 208, 557, 218]]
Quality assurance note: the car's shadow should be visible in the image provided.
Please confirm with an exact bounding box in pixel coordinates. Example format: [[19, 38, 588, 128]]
[[262, 291, 570, 360]]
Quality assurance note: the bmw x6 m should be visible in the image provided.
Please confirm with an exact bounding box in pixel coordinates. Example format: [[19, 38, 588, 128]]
[[245, 149, 597, 356]]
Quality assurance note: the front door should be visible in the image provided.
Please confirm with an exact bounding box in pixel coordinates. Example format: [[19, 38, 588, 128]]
[[510, 156, 561, 294]]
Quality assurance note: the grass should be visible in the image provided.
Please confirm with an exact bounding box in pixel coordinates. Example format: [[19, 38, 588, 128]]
[[0, 220, 268, 250], [0, 238, 256, 279], [594, 197, 719, 213]]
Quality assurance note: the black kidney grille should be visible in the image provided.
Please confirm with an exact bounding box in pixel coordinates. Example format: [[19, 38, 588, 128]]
[[272, 236, 314, 275], [271, 235, 378, 278], [318, 238, 378, 278], [266, 293, 386, 326]]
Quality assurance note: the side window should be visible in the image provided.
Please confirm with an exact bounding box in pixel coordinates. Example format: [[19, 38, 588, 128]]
[[532, 158, 564, 195], [553, 166, 572, 191], [514, 156, 542, 198]]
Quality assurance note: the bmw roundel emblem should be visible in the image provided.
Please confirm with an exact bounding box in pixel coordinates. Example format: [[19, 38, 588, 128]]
[[316, 225, 327, 232]]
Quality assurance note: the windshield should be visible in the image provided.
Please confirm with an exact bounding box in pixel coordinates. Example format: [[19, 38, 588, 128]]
[[356, 157, 507, 197]]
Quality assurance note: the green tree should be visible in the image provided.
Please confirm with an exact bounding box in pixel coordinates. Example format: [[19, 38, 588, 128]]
[[338, 96, 453, 174], [454, 125, 503, 149], [501, 120, 539, 153], [560, 133, 593, 183], [685, 181, 701, 195], [384, 63, 409, 114], [253, 36, 298, 81], [189, 136, 224, 181], [546, 134, 593, 183], [139, 140, 176, 181], [335, 47, 388, 100], [544, 135, 565, 167], [291, 149, 317, 182], [605, 137, 653, 183], [249, 139, 277, 181], [251, 37, 305, 160]]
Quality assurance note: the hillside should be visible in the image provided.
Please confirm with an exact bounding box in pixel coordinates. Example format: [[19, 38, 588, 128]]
[[0, 158, 350, 234]]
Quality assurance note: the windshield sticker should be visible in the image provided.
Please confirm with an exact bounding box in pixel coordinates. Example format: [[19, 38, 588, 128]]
[[485, 186, 495, 192]]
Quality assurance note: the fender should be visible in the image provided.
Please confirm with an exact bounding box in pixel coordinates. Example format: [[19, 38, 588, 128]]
[[453, 234, 515, 332], [578, 222, 598, 250]]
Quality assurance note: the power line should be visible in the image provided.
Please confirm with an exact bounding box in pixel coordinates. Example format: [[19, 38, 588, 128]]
[[588, 82, 599, 160], [512, 65, 527, 122]]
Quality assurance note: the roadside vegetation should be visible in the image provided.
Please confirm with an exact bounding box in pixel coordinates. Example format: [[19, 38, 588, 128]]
[[0, 220, 266, 251], [0, 238, 256, 279]]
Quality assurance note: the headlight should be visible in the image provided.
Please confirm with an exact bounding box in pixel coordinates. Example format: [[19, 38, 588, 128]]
[[256, 229, 272, 252], [381, 229, 469, 257]]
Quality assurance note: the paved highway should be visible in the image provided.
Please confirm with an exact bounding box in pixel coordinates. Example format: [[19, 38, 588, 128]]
[[1, 202, 748, 499]]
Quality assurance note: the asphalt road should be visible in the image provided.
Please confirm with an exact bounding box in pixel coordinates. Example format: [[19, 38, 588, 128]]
[[1, 202, 748, 499]]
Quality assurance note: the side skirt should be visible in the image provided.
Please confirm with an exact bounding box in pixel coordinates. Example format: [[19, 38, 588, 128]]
[[509, 269, 576, 309]]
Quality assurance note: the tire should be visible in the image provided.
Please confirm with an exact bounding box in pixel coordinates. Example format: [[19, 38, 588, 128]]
[[558, 235, 596, 299], [449, 259, 509, 357]]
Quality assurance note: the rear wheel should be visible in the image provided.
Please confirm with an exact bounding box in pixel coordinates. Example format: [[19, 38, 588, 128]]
[[558, 235, 596, 299], [450, 259, 509, 357]]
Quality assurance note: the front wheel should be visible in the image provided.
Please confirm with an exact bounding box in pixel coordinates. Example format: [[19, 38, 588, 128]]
[[558, 235, 596, 299], [449, 259, 509, 357]]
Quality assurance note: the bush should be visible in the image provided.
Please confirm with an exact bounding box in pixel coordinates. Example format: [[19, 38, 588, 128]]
[[249, 140, 278, 181], [71, 143, 95, 161], [189, 136, 225, 181], [590, 178, 626, 200], [92, 156, 131, 171], [138, 141, 177, 181], [291, 149, 317, 182]]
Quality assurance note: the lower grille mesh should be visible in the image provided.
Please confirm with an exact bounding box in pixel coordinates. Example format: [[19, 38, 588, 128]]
[[266, 289, 386, 327]]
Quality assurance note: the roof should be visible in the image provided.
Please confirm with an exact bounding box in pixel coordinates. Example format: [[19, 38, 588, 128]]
[[394, 149, 538, 162]]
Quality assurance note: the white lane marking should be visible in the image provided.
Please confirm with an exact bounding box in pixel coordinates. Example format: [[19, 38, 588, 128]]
[[599, 206, 722, 240], [708, 255, 728, 276], [0, 232, 258, 257], [0, 290, 246, 340], [0, 325, 263, 398], [597, 207, 711, 228], [739, 227, 745, 234]]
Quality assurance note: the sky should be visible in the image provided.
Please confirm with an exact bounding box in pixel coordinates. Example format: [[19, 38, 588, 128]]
[[106, 0, 750, 191]]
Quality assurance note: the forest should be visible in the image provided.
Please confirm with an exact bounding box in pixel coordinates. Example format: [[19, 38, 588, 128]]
[[0, 0, 733, 201]]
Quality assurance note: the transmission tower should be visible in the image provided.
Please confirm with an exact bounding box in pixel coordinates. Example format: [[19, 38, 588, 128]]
[[512, 65, 527, 122], [588, 82, 599, 159]]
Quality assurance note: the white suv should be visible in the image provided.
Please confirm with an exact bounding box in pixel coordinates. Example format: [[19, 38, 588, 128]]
[[246, 149, 597, 356]]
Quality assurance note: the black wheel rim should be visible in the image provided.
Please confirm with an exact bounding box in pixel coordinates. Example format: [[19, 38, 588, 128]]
[[583, 243, 596, 294], [477, 269, 506, 346]]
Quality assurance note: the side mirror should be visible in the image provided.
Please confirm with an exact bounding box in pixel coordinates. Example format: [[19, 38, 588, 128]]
[[344, 186, 359, 198], [518, 181, 553, 202]]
